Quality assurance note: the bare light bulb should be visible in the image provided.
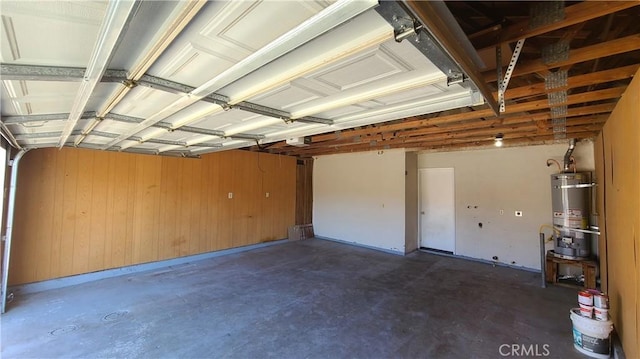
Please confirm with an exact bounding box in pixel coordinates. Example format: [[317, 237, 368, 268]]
[[494, 133, 504, 147]]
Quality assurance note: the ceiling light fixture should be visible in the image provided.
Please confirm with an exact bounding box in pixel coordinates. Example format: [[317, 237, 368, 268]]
[[494, 133, 504, 147]]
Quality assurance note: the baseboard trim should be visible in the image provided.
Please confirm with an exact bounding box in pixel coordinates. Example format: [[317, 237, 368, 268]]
[[612, 329, 626, 359], [314, 236, 405, 256], [418, 248, 540, 273], [9, 239, 289, 295]]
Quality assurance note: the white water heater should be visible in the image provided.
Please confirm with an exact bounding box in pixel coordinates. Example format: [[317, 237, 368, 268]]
[[551, 172, 592, 259]]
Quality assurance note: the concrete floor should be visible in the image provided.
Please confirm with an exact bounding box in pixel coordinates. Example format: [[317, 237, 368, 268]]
[[2, 239, 584, 358]]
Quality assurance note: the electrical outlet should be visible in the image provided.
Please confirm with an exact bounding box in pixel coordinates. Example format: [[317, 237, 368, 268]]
[[265, 192, 270, 198], [515, 210, 523, 217], [228, 192, 233, 199]]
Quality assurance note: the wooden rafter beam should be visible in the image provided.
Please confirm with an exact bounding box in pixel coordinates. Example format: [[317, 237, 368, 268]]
[[263, 86, 622, 154], [281, 108, 611, 153], [294, 65, 630, 147], [472, 1, 639, 49], [285, 114, 608, 156], [359, 86, 624, 131], [403, 0, 500, 114], [483, 34, 640, 82], [293, 129, 600, 157], [502, 64, 639, 99], [262, 62, 632, 154]]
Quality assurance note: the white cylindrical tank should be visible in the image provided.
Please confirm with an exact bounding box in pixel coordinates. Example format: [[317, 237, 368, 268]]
[[551, 172, 591, 259]]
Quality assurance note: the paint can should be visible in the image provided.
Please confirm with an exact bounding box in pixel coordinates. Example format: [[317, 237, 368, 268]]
[[593, 293, 609, 309], [578, 290, 593, 306], [570, 308, 613, 359], [578, 303, 593, 318], [594, 307, 609, 321]]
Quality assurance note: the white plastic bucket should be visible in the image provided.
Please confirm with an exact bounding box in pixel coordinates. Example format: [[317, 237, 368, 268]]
[[570, 308, 613, 359]]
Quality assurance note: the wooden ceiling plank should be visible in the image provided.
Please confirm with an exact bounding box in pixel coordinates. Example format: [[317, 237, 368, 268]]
[[504, 64, 639, 99], [484, 34, 640, 82], [267, 87, 622, 154], [385, 86, 624, 130], [413, 130, 599, 151], [298, 130, 600, 157], [285, 113, 609, 156], [474, 1, 639, 49]]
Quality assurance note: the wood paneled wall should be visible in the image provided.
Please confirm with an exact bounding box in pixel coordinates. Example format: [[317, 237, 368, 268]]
[[10, 148, 296, 285], [295, 158, 313, 225], [595, 67, 640, 358]]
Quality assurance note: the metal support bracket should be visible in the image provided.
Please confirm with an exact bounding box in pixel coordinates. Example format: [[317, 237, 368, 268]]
[[446, 72, 466, 86], [497, 39, 526, 113]]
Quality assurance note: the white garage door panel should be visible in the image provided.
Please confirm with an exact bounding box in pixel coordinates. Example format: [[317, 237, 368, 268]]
[[0, 6, 104, 66], [148, 0, 333, 88], [333, 87, 475, 128], [82, 134, 113, 146], [161, 102, 223, 129], [373, 84, 445, 106], [221, 10, 392, 105], [289, 70, 446, 119], [107, 1, 180, 70], [155, 43, 237, 87], [0, 1, 106, 24], [208, 1, 329, 52], [189, 108, 264, 132], [112, 87, 183, 119], [260, 123, 325, 139], [313, 105, 369, 119], [224, 117, 283, 136], [0, 0, 485, 155], [237, 30, 451, 123], [2, 80, 81, 115], [250, 83, 323, 111], [312, 49, 408, 91], [96, 119, 140, 136]]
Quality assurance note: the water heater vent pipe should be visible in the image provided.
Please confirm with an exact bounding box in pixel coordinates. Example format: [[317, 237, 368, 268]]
[[563, 138, 576, 172]]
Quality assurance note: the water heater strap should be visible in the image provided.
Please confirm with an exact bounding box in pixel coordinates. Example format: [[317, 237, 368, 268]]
[[554, 183, 597, 189], [554, 226, 600, 236]]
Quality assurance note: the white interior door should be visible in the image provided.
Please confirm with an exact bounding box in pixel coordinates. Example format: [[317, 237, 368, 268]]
[[419, 168, 455, 253]]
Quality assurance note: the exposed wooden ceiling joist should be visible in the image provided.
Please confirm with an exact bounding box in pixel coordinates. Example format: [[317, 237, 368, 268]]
[[402, 0, 500, 114], [263, 83, 625, 156], [290, 129, 601, 157], [502, 63, 639, 99], [484, 34, 640, 82], [472, 1, 639, 49], [265, 75, 624, 153], [277, 101, 613, 149]]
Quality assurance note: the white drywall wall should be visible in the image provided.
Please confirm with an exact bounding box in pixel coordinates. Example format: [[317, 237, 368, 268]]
[[313, 149, 406, 253], [418, 141, 595, 270]]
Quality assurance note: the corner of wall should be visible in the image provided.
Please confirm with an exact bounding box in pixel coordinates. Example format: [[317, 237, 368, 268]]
[[405, 152, 418, 253], [596, 66, 640, 359]]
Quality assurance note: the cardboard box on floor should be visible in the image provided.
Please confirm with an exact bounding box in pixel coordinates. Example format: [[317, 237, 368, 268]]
[[288, 224, 314, 241]]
